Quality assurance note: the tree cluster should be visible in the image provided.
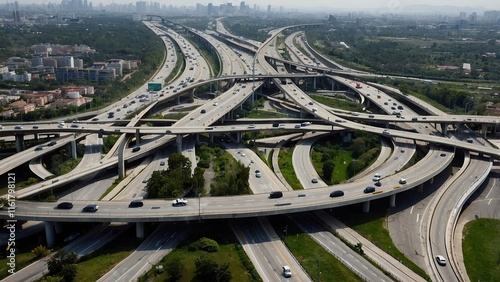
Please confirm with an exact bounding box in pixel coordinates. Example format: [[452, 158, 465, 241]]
[[210, 152, 250, 196], [46, 249, 78, 282], [146, 153, 204, 198]]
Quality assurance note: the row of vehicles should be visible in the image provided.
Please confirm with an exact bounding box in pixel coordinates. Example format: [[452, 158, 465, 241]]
[[54, 198, 188, 211]]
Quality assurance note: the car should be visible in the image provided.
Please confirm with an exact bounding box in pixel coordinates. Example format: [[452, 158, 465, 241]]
[[330, 190, 344, 197], [248, 124, 256, 128], [132, 146, 141, 152], [82, 204, 99, 212], [372, 173, 381, 182], [311, 178, 318, 183], [241, 153, 246, 157], [308, 101, 313, 105], [272, 123, 279, 127], [282, 266, 292, 278], [160, 161, 165, 166], [382, 130, 390, 135], [64, 232, 80, 243], [374, 181, 382, 187], [440, 153, 447, 157], [269, 191, 283, 198], [436, 255, 446, 266], [35, 146, 44, 151], [364, 186, 376, 193], [399, 178, 407, 184], [71, 124, 79, 128], [56, 202, 73, 209], [200, 109, 206, 114], [32, 125, 39, 129], [91, 118, 99, 121], [14, 125, 23, 130], [278, 124, 286, 128], [48, 141, 57, 146], [172, 198, 188, 206], [129, 200, 144, 208], [57, 124, 64, 128], [213, 102, 218, 106]]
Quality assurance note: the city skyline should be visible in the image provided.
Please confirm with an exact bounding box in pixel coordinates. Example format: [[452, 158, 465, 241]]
[[10, 0, 500, 11]]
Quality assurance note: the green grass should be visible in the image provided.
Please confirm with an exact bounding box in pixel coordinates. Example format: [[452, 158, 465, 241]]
[[246, 110, 291, 118], [311, 95, 364, 112], [311, 149, 353, 184], [163, 112, 188, 119], [75, 227, 143, 281], [278, 146, 303, 190], [333, 203, 431, 281], [57, 158, 82, 175], [462, 218, 500, 282], [139, 221, 260, 282], [268, 215, 362, 282]]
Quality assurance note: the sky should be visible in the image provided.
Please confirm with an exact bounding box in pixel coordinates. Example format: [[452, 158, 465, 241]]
[[15, 0, 500, 11]]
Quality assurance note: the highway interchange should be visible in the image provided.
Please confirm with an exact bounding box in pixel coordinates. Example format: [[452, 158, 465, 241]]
[[1, 18, 499, 282]]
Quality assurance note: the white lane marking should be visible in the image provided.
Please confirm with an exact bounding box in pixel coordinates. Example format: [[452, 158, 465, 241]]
[[416, 213, 420, 223], [488, 199, 492, 205], [485, 179, 495, 198], [410, 205, 414, 214]]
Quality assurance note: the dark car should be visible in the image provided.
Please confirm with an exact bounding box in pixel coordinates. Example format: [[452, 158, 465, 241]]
[[364, 186, 376, 193], [132, 146, 141, 152], [91, 118, 99, 121], [272, 123, 279, 127], [269, 191, 283, 198], [200, 109, 206, 114], [56, 202, 73, 209], [311, 178, 318, 183], [48, 141, 57, 146], [35, 146, 44, 151], [374, 181, 382, 187], [129, 200, 144, 208], [32, 125, 39, 129], [329, 190, 344, 197], [82, 204, 99, 212]]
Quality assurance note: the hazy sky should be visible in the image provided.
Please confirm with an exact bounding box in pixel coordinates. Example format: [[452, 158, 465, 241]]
[[16, 0, 500, 10]]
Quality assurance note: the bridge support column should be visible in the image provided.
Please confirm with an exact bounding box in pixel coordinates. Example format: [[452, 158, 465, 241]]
[[418, 184, 424, 192], [196, 134, 200, 142], [362, 201, 370, 213], [493, 125, 497, 134], [482, 124, 488, 137], [313, 77, 317, 89], [15, 134, 25, 152], [71, 139, 77, 160], [441, 123, 448, 135], [45, 221, 56, 248], [389, 194, 396, 207], [135, 129, 141, 145], [177, 96, 181, 105], [54, 222, 63, 234], [236, 132, 242, 143], [136, 222, 144, 239], [118, 138, 126, 178], [430, 177, 434, 185], [189, 89, 195, 101], [34, 133, 38, 141], [176, 134, 182, 152], [209, 133, 214, 143]]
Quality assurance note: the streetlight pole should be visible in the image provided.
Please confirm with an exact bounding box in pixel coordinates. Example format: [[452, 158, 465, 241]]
[[198, 193, 201, 220]]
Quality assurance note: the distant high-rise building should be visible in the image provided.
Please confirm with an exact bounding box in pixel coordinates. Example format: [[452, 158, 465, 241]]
[[469, 12, 477, 24], [267, 5, 271, 13], [208, 3, 213, 15], [459, 12, 466, 19], [15, 1, 19, 12], [136, 1, 146, 13]]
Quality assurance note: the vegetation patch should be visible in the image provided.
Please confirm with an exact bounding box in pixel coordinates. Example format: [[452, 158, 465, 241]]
[[138, 221, 260, 282], [311, 95, 364, 112], [278, 145, 303, 190], [332, 201, 430, 281], [462, 218, 500, 282], [268, 215, 362, 282]]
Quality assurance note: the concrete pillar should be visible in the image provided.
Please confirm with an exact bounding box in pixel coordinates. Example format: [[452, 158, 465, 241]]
[[45, 221, 55, 248], [441, 123, 448, 135], [313, 77, 317, 89], [71, 139, 77, 160], [209, 133, 214, 143], [34, 133, 38, 141], [135, 129, 141, 145], [418, 184, 424, 192], [493, 124, 497, 134], [389, 194, 396, 207], [136, 222, 144, 239], [189, 89, 195, 101], [430, 177, 434, 185], [176, 134, 182, 152], [362, 201, 370, 213], [196, 134, 200, 142], [118, 138, 126, 179], [482, 124, 487, 137], [177, 96, 180, 104], [15, 134, 25, 152], [236, 132, 242, 143]]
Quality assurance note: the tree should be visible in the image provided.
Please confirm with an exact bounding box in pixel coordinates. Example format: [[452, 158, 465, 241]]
[[31, 245, 49, 259], [47, 249, 78, 275], [322, 161, 334, 183], [60, 264, 77, 282], [166, 259, 185, 281], [194, 255, 232, 282]]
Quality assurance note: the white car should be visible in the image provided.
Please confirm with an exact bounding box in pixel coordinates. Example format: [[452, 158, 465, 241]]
[[282, 266, 292, 277], [436, 255, 446, 266], [399, 178, 407, 184], [372, 173, 382, 182], [172, 198, 188, 207]]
